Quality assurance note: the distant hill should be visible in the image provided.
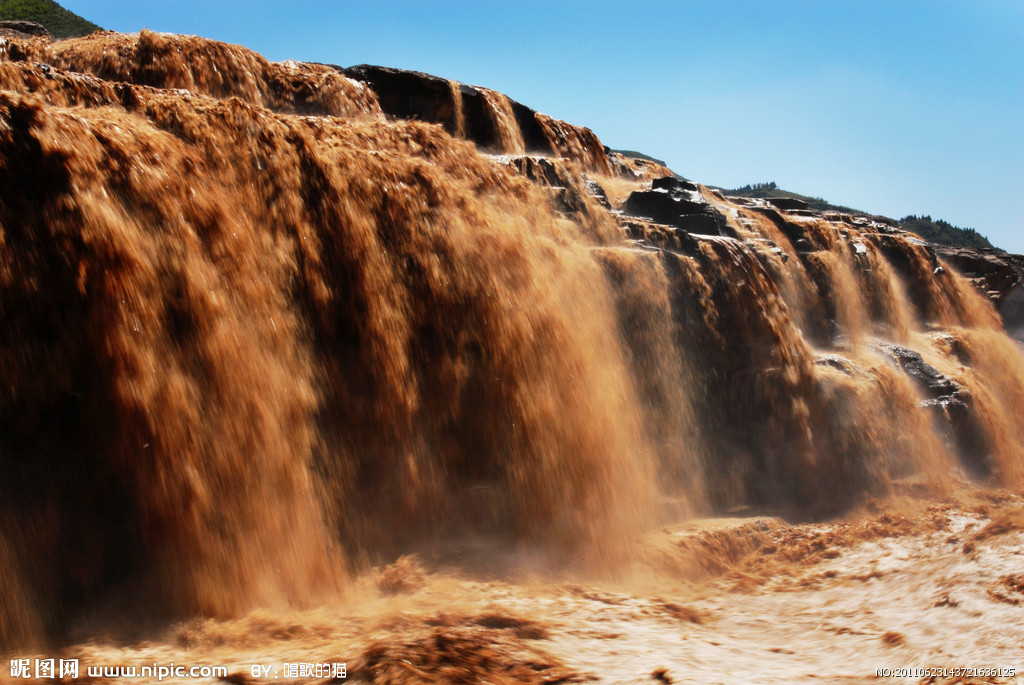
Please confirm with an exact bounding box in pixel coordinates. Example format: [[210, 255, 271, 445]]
[[723, 182, 996, 250], [898, 215, 995, 250], [607, 149, 668, 167], [0, 0, 101, 38], [722, 181, 864, 215]]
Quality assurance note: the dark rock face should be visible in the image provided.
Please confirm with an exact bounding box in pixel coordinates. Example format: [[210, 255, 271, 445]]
[[933, 247, 1024, 339], [340, 64, 550, 154], [0, 20, 51, 39], [879, 344, 961, 400], [638, 185, 1023, 344], [877, 344, 991, 477], [339, 64, 611, 173], [622, 176, 732, 237], [340, 64, 455, 124], [620, 218, 702, 256], [934, 247, 1024, 300], [506, 155, 567, 188], [502, 156, 609, 220], [766, 197, 808, 211], [652, 176, 697, 192]]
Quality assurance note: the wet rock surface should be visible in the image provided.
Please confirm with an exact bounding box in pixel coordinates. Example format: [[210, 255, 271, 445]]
[[877, 344, 991, 477], [622, 176, 732, 237], [338, 64, 611, 171], [932, 248, 1024, 300], [619, 218, 702, 255], [934, 246, 1024, 339], [877, 345, 963, 401], [500, 156, 608, 220], [340, 64, 549, 153]]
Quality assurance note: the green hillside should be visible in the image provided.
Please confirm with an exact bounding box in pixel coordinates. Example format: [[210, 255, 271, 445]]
[[724, 182, 996, 250], [723, 181, 863, 215], [898, 215, 995, 250], [0, 0, 101, 38]]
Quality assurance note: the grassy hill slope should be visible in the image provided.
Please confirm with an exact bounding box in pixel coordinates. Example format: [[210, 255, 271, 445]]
[[898, 215, 995, 250], [0, 0, 101, 38]]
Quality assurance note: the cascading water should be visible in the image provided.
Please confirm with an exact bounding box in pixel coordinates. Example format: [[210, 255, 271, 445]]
[[476, 86, 526, 154], [447, 79, 466, 139], [1, 31, 1022, 680]]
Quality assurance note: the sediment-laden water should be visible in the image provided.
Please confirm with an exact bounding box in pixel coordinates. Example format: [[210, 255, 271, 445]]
[[1, 30, 1021, 682]]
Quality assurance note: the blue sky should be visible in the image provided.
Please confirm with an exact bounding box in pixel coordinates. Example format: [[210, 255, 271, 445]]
[[61, 1, 1024, 251]]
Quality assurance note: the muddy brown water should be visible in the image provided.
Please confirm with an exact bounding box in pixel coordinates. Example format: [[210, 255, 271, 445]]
[[1, 31, 1022, 682]]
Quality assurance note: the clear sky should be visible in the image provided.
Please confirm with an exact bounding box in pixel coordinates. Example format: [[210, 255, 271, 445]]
[[61, 1, 1024, 252]]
